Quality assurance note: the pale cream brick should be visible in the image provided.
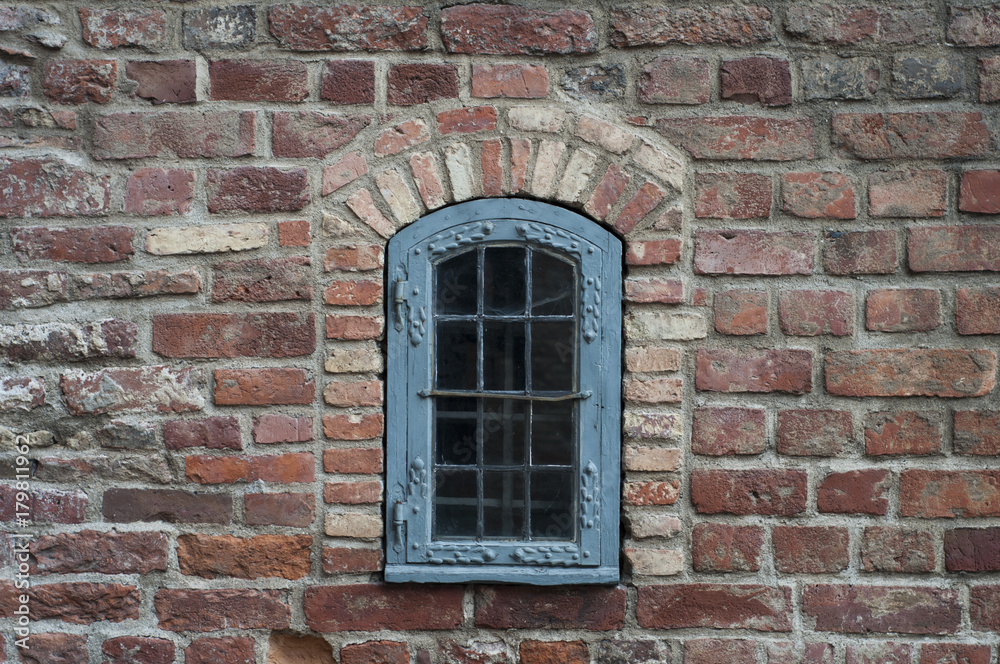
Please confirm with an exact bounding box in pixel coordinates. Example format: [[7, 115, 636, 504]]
[[325, 343, 384, 374], [624, 445, 683, 472], [625, 312, 707, 341], [623, 411, 682, 441], [347, 188, 395, 239], [576, 115, 634, 154], [634, 141, 685, 190], [145, 223, 268, 255], [625, 377, 683, 404], [508, 106, 567, 132], [627, 512, 683, 539], [324, 512, 382, 539], [625, 548, 684, 576], [625, 346, 683, 373], [530, 140, 565, 198], [555, 148, 598, 203], [444, 143, 476, 202], [375, 168, 421, 225]]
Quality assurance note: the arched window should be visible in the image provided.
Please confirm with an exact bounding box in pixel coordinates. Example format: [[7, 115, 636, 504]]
[[385, 199, 621, 584]]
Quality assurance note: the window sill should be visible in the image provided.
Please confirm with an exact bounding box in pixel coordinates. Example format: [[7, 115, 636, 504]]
[[385, 564, 620, 585]]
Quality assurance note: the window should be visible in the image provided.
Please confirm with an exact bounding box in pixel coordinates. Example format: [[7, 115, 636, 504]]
[[385, 199, 621, 584]]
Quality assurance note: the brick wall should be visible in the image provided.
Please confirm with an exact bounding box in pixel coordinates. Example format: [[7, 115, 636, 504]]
[[1, 2, 999, 663]]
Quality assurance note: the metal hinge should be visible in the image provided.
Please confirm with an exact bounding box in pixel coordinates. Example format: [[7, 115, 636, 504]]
[[393, 278, 409, 331]]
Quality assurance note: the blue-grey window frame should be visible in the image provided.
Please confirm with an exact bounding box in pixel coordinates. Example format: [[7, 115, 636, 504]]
[[385, 199, 621, 584]]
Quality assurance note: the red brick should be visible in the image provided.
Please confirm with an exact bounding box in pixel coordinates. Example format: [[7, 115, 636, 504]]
[[124, 168, 194, 216], [980, 56, 1000, 101], [321, 60, 376, 104], [164, 416, 241, 450], [823, 230, 898, 275], [326, 314, 384, 340], [696, 349, 812, 394], [388, 64, 459, 105], [324, 244, 383, 272], [481, 138, 503, 197], [691, 523, 763, 573], [79, 8, 166, 48], [944, 528, 1000, 572], [818, 469, 891, 515], [695, 173, 771, 219], [323, 447, 383, 473], [19, 634, 87, 663], [472, 64, 549, 98], [273, 111, 370, 158], [713, 290, 767, 335], [436, 106, 497, 136], [185, 638, 255, 664], [11, 225, 131, 264], [154, 312, 315, 359], [520, 641, 589, 664], [624, 480, 680, 506], [721, 57, 792, 106], [323, 547, 383, 574], [212, 256, 312, 303], [865, 411, 942, 456], [920, 644, 991, 664], [0, 582, 139, 624], [61, 366, 204, 416], [325, 481, 382, 505], [94, 111, 255, 160], [695, 230, 813, 275], [637, 584, 792, 631], [846, 643, 912, 664], [624, 377, 682, 404], [323, 379, 382, 407], [613, 182, 667, 234], [959, 170, 1000, 215], [0, 158, 110, 218], [323, 414, 384, 441], [103, 637, 174, 664], [954, 410, 1000, 456], [214, 368, 314, 406], [186, 452, 314, 484], [826, 349, 996, 398], [375, 120, 430, 157], [833, 112, 992, 160], [279, 220, 310, 247], [950, 5, 1000, 45], [685, 639, 756, 664], [657, 116, 814, 160], [861, 526, 935, 573], [639, 56, 710, 105], [207, 167, 308, 213], [244, 492, 314, 528], [441, 5, 596, 55], [957, 287, 1000, 334], [30, 530, 166, 575], [692, 407, 766, 456], [624, 279, 683, 304], [803, 585, 960, 635], [902, 470, 1000, 518], [866, 289, 941, 332], [972, 586, 1000, 631], [779, 290, 854, 337], [44, 59, 116, 104], [611, 6, 772, 46], [773, 526, 849, 574], [156, 589, 290, 632], [102, 488, 231, 524], [782, 172, 855, 219], [869, 170, 946, 217], [305, 584, 463, 631], [787, 5, 935, 44], [342, 641, 409, 664], [254, 414, 313, 444], [268, 5, 427, 51], [475, 586, 626, 630], [693, 469, 807, 516], [777, 409, 852, 457], [625, 239, 681, 266], [126, 60, 196, 105], [584, 164, 630, 220], [910, 225, 1000, 272], [178, 534, 311, 580]]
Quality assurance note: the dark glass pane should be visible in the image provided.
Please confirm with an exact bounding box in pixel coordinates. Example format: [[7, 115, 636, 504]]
[[483, 470, 525, 538], [437, 250, 478, 315], [436, 321, 477, 390], [532, 251, 574, 316], [483, 321, 525, 391], [435, 397, 478, 466], [531, 401, 574, 466], [482, 398, 526, 466], [531, 321, 575, 392], [530, 470, 573, 540], [484, 247, 526, 315], [434, 468, 478, 538]]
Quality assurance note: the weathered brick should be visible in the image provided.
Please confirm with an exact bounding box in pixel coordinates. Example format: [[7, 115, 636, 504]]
[[279, 220, 310, 247], [625, 279, 683, 304], [910, 225, 1000, 272], [273, 111, 370, 158], [245, 492, 314, 527], [944, 528, 1000, 572], [773, 526, 849, 574], [253, 414, 312, 444], [325, 481, 381, 505], [803, 585, 960, 635], [61, 366, 203, 416], [324, 244, 383, 272], [786, 5, 935, 44], [625, 311, 707, 341], [902, 470, 1000, 518], [0, 376, 46, 411], [695, 230, 813, 275], [325, 343, 383, 374], [692, 407, 766, 456], [324, 512, 381, 539], [624, 480, 680, 506], [623, 446, 681, 472], [207, 167, 308, 213], [801, 56, 880, 100], [893, 55, 963, 99], [696, 349, 812, 394], [686, 639, 756, 664], [657, 116, 814, 160], [959, 170, 1000, 214], [214, 368, 314, 406], [950, 5, 1000, 45], [481, 138, 503, 197], [625, 240, 681, 266], [145, 223, 267, 255], [833, 112, 992, 159], [322, 547, 382, 574], [779, 290, 854, 337], [11, 225, 132, 264], [475, 586, 625, 630], [44, 60, 116, 104], [305, 584, 463, 631], [126, 60, 197, 105], [611, 6, 772, 46], [153, 313, 314, 359], [954, 410, 1000, 455], [186, 638, 255, 664], [124, 168, 194, 216], [0, 582, 139, 624], [0, 485, 86, 523], [164, 416, 241, 451], [269, 5, 427, 52], [818, 469, 890, 515], [782, 172, 855, 219], [639, 56, 710, 105], [866, 289, 940, 333], [972, 586, 1000, 632], [388, 64, 458, 105], [695, 173, 771, 219], [103, 637, 174, 664], [210, 59, 307, 102], [869, 170, 946, 218], [472, 64, 549, 98], [79, 8, 166, 49], [441, 5, 596, 55], [178, 534, 311, 580], [69, 269, 200, 301], [862, 526, 936, 573], [637, 584, 792, 631], [777, 409, 852, 457], [692, 469, 807, 516], [342, 641, 408, 664], [324, 447, 383, 473], [31, 530, 168, 575], [0, 320, 136, 362], [628, 514, 683, 540], [103, 488, 231, 524], [865, 411, 942, 456], [721, 57, 791, 106], [846, 643, 912, 664], [156, 589, 290, 632], [183, 6, 256, 49], [920, 644, 991, 664], [826, 349, 996, 397], [18, 633, 87, 664], [521, 641, 589, 664], [691, 523, 763, 573], [0, 158, 110, 218], [212, 257, 311, 303], [823, 230, 897, 275], [321, 60, 375, 104], [0, 63, 29, 97], [624, 413, 680, 443], [94, 111, 255, 160], [714, 290, 768, 335], [323, 379, 382, 407], [326, 314, 384, 340], [323, 414, 384, 441], [979, 55, 1000, 101]]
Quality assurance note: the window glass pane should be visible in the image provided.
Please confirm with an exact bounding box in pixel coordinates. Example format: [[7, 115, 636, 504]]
[[532, 251, 574, 316], [483, 471, 524, 538], [531, 401, 574, 466], [483, 321, 525, 391], [531, 321, 575, 392], [484, 247, 526, 315], [530, 470, 573, 540], [434, 468, 478, 538], [435, 397, 478, 466], [436, 321, 478, 390], [482, 398, 526, 466], [437, 250, 478, 315]]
